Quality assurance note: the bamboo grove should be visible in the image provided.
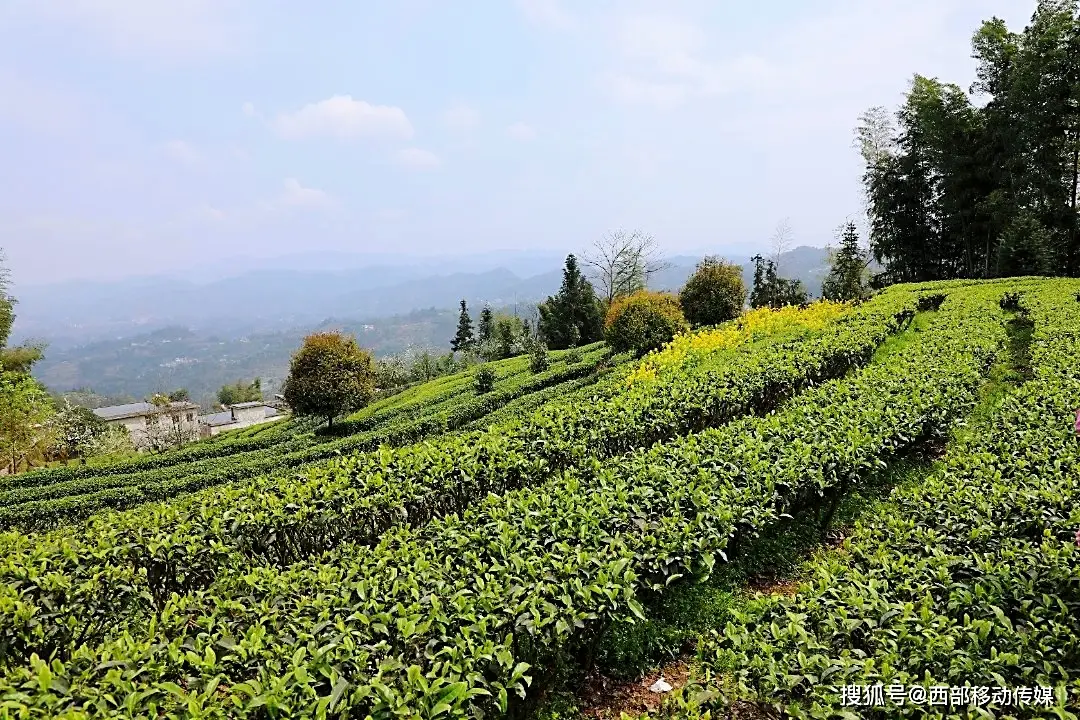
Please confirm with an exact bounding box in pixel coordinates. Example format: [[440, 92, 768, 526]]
[[859, 1, 1080, 284]]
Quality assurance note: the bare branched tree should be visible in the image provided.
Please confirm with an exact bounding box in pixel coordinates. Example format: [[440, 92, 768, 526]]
[[771, 218, 794, 274], [854, 106, 896, 170], [582, 229, 671, 304], [854, 106, 897, 226]]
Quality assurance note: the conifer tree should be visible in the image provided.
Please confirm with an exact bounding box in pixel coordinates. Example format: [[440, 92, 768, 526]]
[[750, 255, 809, 309], [538, 254, 604, 350], [822, 222, 870, 302], [477, 306, 495, 343], [450, 299, 475, 353]]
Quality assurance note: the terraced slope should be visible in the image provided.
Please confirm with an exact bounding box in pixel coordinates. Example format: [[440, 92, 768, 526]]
[[1, 281, 1034, 719], [6, 281, 1071, 719], [0, 343, 616, 529], [0, 298, 897, 670], [652, 279, 1080, 717]]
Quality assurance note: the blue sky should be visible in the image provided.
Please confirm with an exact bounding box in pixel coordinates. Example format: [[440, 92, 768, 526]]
[[0, 0, 1037, 285]]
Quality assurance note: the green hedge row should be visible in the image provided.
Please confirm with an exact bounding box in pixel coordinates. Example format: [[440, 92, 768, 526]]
[[0, 282, 1010, 718], [663, 279, 1080, 718], [0, 346, 561, 494], [0, 293, 911, 668], [0, 348, 618, 529]]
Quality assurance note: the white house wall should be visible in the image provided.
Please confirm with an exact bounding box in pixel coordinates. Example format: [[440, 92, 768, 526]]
[[104, 410, 200, 450], [205, 413, 284, 437]]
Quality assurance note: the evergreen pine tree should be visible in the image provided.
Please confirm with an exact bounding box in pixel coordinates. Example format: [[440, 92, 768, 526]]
[[538, 254, 604, 349], [822, 222, 870, 301], [477, 306, 495, 342], [750, 254, 808, 308], [749, 255, 769, 309], [450, 299, 475, 353]]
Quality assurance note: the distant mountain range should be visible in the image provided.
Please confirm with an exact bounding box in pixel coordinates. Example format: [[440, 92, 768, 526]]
[[12, 247, 830, 349], [24, 246, 831, 406]]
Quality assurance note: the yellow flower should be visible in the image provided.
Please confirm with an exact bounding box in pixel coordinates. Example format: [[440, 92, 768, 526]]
[[626, 302, 849, 386]]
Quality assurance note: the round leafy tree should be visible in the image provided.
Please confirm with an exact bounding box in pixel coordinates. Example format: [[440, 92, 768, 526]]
[[528, 338, 550, 374], [282, 331, 376, 429], [474, 364, 497, 394], [604, 290, 689, 357], [678, 256, 747, 327]]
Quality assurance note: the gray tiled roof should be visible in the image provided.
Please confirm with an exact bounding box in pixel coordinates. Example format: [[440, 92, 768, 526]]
[[229, 401, 265, 409], [93, 402, 154, 420], [199, 410, 236, 427], [93, 401, 198, 421]]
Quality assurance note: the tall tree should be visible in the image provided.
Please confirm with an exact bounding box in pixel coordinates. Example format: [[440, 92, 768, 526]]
[[582, 230, 670, 304], [538, 254, 604, 350], [0, 372, 57, 474], [863, 76, 985, 282], [0, 250, 54, 474], [770, 218, 794, 273], [860, 2, 1080, 283], [749, 255, 808, 309], [821, 222, 871, 302], [493, 315, 523, 359], [450, 299, 475, 353], [477, 306, 495, 343]]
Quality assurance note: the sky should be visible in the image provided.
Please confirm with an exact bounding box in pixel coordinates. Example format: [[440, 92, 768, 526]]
[[0, 0, 1039, 286]]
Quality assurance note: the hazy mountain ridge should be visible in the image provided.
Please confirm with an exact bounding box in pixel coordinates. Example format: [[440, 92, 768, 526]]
[[11, 248, 827, 348], [27, 247, 831, 406]]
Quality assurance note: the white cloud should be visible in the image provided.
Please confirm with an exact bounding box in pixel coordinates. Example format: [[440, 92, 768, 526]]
[[279, 178, 334, 208], [506, 122, 537, 141], [162, 139, 202, 167], [272, 95, 414, 141], [5, 0, 241, 61], [442, 103, 480, 131], [516, 0, 576, 30], [195, 204, 226, 221], [605, 13, 777, 107], [603, 1, 1037, 110], [377, 208, 406, 222], [396, 147, 441, 170], [241, 101, 257, 118], [0, 68, 94, 136]]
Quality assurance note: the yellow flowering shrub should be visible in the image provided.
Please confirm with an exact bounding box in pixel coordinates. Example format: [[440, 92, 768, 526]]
[[626, 301, 850, 386]]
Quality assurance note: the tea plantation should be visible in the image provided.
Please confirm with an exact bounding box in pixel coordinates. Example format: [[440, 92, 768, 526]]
[[1, 278, 1077, 718]]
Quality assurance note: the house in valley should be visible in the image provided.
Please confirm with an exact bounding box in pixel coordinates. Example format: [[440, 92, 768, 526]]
[[92, 401, 201, 450], [198, 401, 285, 438]]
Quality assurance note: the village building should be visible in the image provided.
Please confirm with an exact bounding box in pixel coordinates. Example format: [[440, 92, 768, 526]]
[[92, 401, 201, 450], [198, 401, 285, 438]]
